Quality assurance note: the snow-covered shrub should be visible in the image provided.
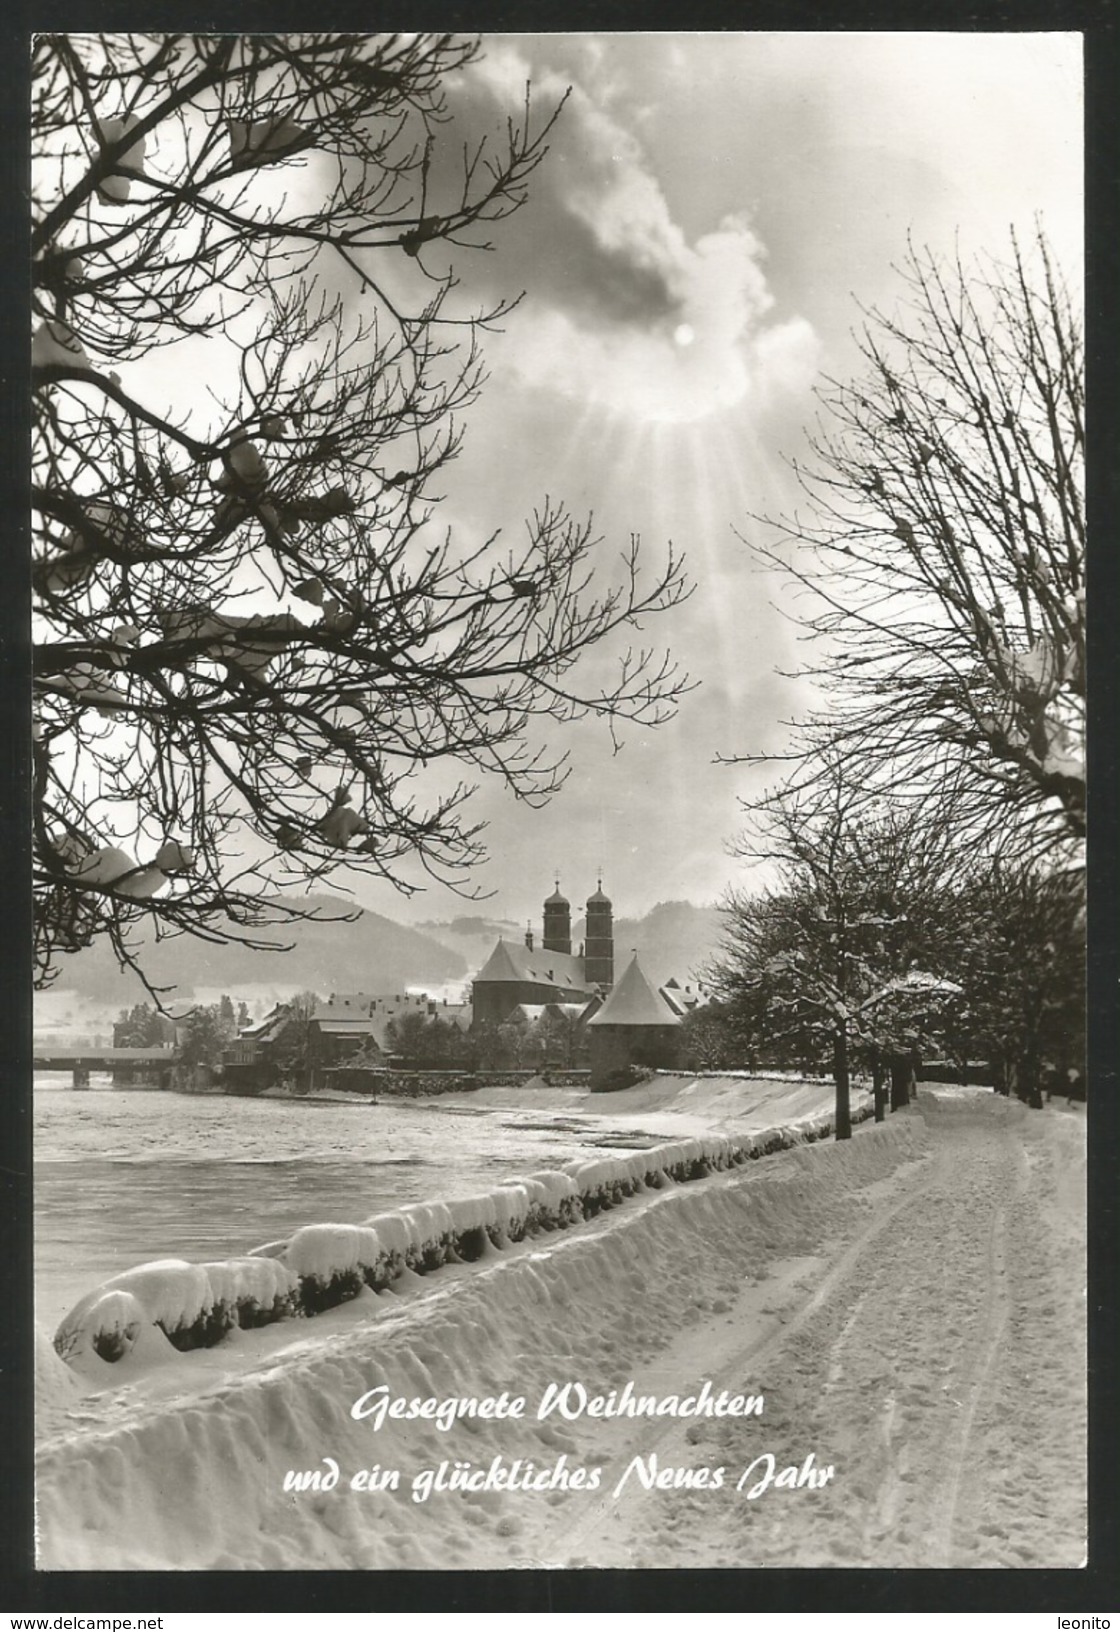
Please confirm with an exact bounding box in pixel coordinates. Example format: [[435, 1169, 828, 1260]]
[[359, 1212, 415, 1286], [442, 1194, 500, 1262], [200, 1257, 300, 1332], [396, 1201, 458, 1271], [489, 1184, 532, 1245], [55, 1288, 146, 1364], [53, 1108, 886, 1371], [523, 1170, 582, 1229], [53, 1256, 302, 1363], [282, 1224, 383, 1312], [564, 1156, 634, 1215]]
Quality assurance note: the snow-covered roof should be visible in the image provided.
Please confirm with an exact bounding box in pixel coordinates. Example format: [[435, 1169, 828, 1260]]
[[314, 1018, 378, 1036], [313, 993, 374, 1018], [313, 991, 448, 1026], [509, 1004, 552, 1025], [507, 999, 593, 1027], [438, 1004, 473, 1032], [239, 1005, 295, 1044], [659, 983, 709, 1019], [587, 954, 681, 1028], [474, 937, 594, 994]]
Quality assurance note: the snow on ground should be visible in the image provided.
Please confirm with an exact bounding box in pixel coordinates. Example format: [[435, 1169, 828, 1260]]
[[441, 1072, 850, 1136], [35, 1087, 1085, 1571]]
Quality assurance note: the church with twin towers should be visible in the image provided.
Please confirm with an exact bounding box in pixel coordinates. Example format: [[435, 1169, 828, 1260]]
[[470, 881, 616, 1030], [470, 878, 701, 1077]]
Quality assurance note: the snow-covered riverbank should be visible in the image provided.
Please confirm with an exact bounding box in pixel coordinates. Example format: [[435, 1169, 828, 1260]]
[[35, 1086, 1085, 1570], [34, 1070, 846, 1332]]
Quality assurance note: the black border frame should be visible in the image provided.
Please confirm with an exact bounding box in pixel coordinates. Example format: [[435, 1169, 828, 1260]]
[[4, 3, 1117, 1613]]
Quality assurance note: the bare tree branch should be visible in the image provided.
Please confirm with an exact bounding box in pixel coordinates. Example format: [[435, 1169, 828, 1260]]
[[31, 33, 693, 990], [728, 229, 1083, 864]]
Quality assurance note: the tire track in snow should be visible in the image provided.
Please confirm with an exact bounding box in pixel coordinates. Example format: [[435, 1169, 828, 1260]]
[[544, 1126, 941, 1566], [546, 1096, 1058, 1570], [921, 1132, 1031, 1565], [934, 1110, 1085, 1566]]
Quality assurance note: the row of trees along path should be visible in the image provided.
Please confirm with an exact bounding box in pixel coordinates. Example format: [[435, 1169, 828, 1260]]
[[709, 232, 1084, 1136]]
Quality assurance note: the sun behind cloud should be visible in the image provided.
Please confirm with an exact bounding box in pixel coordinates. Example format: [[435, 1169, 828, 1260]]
[[458, 46, 820, 426]]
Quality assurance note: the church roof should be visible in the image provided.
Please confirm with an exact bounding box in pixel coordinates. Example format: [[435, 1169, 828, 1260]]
[[474, 937, 593, 994], [587, 954, 681, 1028], [586, 885, 612, 906], [545, 886, 569, 906]]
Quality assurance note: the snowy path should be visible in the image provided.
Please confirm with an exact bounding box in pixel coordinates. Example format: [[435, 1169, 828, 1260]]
[[36, 1088, 1084, 1570], [527, 1091, 1085, 1570]]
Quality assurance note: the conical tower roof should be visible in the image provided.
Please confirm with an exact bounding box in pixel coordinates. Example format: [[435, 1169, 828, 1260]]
[[586, 879, 611, 906], [545, 884, 569, 905], [586, 953, 680, 1027]]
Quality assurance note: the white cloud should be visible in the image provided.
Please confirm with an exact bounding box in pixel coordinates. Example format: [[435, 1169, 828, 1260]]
[[454, 47, 819, 425], [502, 216, 817, 423]]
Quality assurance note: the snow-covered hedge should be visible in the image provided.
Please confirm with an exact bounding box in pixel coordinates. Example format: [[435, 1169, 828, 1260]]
[[53, 1256, 299, 1365], [53, 1102, 873, 1366]]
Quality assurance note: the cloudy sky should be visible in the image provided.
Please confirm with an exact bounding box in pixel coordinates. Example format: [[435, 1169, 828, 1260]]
[[347, 31, 1083, 931]]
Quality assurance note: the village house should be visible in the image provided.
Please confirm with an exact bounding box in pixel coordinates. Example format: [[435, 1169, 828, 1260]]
[[221, 990, 471, 1089], [306, 991, 471, 1071]]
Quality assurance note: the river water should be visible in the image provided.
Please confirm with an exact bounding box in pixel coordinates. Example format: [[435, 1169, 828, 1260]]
[[33, 1075, 636, 1337]]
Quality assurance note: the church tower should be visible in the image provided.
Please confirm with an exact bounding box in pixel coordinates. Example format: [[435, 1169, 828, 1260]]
[[584, 882, 614, 990], [542, 883, 572, 955]]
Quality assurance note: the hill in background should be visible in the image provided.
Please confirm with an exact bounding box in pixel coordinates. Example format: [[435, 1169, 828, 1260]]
[[41, 896, 468, 1012], [37, 896, 723, 1039], [605, 900, 723, 990]]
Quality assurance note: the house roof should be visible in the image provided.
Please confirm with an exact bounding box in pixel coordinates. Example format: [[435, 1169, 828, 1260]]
[[658, 983, 708, 1019], [313, 991, 446, 1023], [474, 937, 594, 994], [313, 993, 375, 1019], [507, 1000, 591, 1026], [439, 1004, 474, 1032], [553, 1002, 592, 1022], [587, 954, 681, 1028], [509, 1003, 552, 1025], [239, 1005, 295, 1044]]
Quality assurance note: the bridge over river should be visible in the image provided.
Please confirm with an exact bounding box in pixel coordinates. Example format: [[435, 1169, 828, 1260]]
[[33, 1047, 177, 1088]]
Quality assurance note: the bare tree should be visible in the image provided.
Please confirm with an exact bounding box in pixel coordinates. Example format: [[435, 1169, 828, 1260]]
[[32, 34, 691, 992], [732, 231, 1083, 861]]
